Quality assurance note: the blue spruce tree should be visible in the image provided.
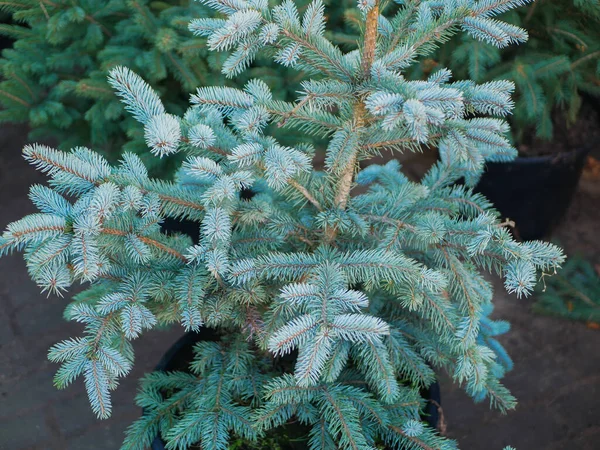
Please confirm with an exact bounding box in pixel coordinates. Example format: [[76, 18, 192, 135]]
[[0, 0, 564, 449]]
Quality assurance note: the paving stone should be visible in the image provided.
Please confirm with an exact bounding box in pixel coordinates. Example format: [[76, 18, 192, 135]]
[[50, 393, 98, 437], [0, 125, 49, 313], [0, 308, 16, 345], [0, 410, 50, 450], [12, 301, 67, 338], [0, 328, 69, 382], [65, 412, 139, 450], [0, 256, 43, 314], [0, 369, 61, 417], [0, 338, 27, 384]]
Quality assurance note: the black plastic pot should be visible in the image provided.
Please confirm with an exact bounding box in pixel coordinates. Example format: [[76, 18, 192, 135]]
[[150, 332, 212, 450], [0, 12, 16, 51], [150, 333, 442, 450], [475, 146, 591, 241], [160, 218, 200, 244]]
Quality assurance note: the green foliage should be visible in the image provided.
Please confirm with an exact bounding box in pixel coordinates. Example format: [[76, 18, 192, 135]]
[[533, 256, 600, 323], [420, 0, 600, 143], [0, 0, 565, 449], [0, 0, 316, 174]]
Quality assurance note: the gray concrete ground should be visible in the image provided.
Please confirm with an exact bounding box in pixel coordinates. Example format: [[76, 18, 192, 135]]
[[0, 124, 599, 449]]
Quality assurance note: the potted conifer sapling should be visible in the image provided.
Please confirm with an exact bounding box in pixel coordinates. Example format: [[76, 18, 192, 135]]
[[0, 0, 565, 449]]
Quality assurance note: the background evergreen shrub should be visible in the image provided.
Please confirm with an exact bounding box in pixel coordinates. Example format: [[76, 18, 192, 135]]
[[413, 0, 600, 145]]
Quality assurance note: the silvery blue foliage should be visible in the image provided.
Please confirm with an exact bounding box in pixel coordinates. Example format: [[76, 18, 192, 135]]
[[0, 0, 564, 449]]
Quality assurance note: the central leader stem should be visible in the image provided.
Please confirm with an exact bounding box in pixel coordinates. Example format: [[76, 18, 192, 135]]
[[326, 2, 379, 243]]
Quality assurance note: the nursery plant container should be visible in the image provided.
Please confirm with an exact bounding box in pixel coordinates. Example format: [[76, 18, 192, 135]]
[[161, 218, 200, 244], [0, 12, 15, 50], [150, 332, 442, 450], [475, 146, 591, 241]]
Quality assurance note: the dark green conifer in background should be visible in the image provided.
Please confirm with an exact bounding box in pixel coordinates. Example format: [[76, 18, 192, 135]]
[[416, 0, 600, 144]]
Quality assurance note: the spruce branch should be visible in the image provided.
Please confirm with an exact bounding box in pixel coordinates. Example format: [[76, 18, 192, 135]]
[[0, 88, 31, 107], [279, 27, 354, 81], [387, 425, 437, 450]]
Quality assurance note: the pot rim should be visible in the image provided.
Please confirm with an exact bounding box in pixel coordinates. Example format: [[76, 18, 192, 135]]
[[154, 331, 201, 371], [506, 145, 592, 165]]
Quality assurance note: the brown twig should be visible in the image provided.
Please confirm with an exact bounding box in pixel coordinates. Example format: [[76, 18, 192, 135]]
[[102, 227, 187, 262], [324, 1, 379, 244], [288, 179, 323, 211]]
